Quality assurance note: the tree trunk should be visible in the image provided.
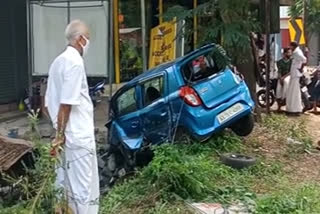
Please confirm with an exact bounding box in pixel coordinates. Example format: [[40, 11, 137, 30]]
[[236, 36, 261, 122]]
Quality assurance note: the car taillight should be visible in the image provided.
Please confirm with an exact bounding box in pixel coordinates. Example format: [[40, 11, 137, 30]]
[[179, 86, 202, 107]]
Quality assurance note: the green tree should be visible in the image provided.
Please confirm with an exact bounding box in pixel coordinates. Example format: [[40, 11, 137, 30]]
[[165, 0, 260, 106], [290, 0, 320, 34], [120, 0, 141, 28]]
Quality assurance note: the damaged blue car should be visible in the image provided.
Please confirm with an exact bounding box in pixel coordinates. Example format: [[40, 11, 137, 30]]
[[100, 44, 254, 191]]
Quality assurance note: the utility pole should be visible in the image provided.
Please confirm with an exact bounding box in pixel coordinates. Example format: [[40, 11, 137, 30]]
[[193, 0, 198, 50], [141, 0, 147, 72], [265, 0, 271, 114], [108, 0, 114, 99], [113, 0, 120, 84], [159, 0, 163, 24], [303, 0, 308, 48]]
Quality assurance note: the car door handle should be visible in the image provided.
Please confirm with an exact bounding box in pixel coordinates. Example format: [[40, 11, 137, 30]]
[[131, 121, 139, 128], [160, 112, 167, 117]]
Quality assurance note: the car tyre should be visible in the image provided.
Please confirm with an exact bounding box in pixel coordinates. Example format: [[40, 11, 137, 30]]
[[220, 153, 256, 169], [230, 113, 254, 136]]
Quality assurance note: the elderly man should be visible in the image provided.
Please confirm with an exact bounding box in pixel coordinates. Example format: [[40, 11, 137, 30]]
[[286, 41, 307, 115], [45, 20, 99, 213]]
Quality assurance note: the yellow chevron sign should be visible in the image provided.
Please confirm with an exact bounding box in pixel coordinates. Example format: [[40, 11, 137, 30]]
[[288, 19, 305, 45]]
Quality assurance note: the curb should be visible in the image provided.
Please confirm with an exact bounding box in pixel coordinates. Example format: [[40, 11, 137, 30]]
[[0, 111, 26, 123]]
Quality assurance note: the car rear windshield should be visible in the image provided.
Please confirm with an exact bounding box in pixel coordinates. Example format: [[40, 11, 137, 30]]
[[181, 51, 228, 83]]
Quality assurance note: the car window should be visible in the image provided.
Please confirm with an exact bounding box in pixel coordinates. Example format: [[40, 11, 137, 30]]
[[143, 76, 164, 107], [182, 53, 221, 82], [116, 87, 137, 116]]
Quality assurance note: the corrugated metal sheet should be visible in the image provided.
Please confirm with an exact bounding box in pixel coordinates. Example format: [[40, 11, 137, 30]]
[[0, 135, 33, 171]]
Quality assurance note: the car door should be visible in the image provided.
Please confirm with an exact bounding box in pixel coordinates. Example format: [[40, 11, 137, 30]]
[[112, 86, 143, 150], [139, 74, 171, 144]]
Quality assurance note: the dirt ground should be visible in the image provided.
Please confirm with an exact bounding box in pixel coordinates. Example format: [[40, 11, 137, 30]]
[[303, 113, 320, 145], [247, 112, 320, 187]]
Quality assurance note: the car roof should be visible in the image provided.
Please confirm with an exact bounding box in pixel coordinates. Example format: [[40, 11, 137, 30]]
[[128, 44, 215, 84], [112, 44, 215, 99]]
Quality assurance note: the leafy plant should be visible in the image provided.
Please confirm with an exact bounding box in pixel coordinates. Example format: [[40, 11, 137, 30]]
[[27, 109, 40, 131], [1, 142, 59, 214], [1, 111, 60, 213], [289, 0, 320, 34], [164, 0, 259, 64], [26, 109, 41, 140], [101, 133, 263, 213]]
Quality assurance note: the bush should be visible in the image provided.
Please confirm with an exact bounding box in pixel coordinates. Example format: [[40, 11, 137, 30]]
[[0, 142, 58, 214], [100, 133, 258, 213]]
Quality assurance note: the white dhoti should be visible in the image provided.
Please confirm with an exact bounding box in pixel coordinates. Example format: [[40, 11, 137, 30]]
[[286, 77, 303, 113], [276, 76, 290, 100], [56, 136, 99, 214]]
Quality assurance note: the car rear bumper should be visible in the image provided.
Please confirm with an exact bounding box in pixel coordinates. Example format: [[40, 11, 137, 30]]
[[179, 83, 254, 138]]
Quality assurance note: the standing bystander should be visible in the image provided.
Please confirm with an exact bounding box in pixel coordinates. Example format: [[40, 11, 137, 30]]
[[286, 42, 307, 115], [45, 20, 99, 214], [276, 48, 292, 111]]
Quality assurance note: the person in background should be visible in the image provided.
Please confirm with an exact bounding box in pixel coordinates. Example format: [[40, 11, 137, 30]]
[[286, 41, 307, 115], [310, 69, 320, 113], [276, 48, 292, 112], [269, 37, 279, 96], [45, 20, 99, 214]]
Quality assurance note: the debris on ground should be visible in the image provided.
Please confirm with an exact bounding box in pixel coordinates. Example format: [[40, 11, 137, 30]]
[[0, 135, 33, 171], [286, 137, 303, 145], [187, 202, 249, 214]]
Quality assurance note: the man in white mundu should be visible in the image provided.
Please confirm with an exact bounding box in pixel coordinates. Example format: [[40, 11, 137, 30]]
[[45, 20, 99, 214], [286, 41, 307, 115]]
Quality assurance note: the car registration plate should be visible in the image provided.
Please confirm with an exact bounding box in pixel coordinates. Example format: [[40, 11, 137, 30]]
[[217, 103, 244, 124]]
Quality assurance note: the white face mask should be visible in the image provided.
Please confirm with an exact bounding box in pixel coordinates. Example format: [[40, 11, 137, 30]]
[[80, 35, 90, 56]]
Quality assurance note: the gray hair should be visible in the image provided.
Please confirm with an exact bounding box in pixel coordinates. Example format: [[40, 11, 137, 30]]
[[65, 20, 88, 44]]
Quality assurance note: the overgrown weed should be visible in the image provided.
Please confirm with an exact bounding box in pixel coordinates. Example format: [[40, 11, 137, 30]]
[[100, 132, 285, 213], [256, 184, 320, 214]]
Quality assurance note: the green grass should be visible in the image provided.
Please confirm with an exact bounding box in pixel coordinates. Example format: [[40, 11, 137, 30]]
[[100, 115, 319, 214], [99, 132, 290, 213], [1, 114, 319, 214], [256, 184, 320, 214], [262, 114, 313, 147]]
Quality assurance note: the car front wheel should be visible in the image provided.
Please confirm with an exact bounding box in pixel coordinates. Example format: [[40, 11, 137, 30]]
[[230, 113, 254, 136]]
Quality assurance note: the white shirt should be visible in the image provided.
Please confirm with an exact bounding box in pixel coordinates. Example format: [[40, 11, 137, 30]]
[[270, 41, 279, 80], [45, 46, 95, 149], [290, 47, 307, 78]]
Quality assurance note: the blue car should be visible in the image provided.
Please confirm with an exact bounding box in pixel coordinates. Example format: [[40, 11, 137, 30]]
[[100, 44, 254, 190]]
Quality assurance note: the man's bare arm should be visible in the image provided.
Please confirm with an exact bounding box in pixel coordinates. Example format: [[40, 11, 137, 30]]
[[50, 104, 71, 156], [56, 104, 72, 138]]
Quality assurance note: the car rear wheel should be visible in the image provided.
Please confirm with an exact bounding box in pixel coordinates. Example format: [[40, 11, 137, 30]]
[[230, 113, 254, 136]]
